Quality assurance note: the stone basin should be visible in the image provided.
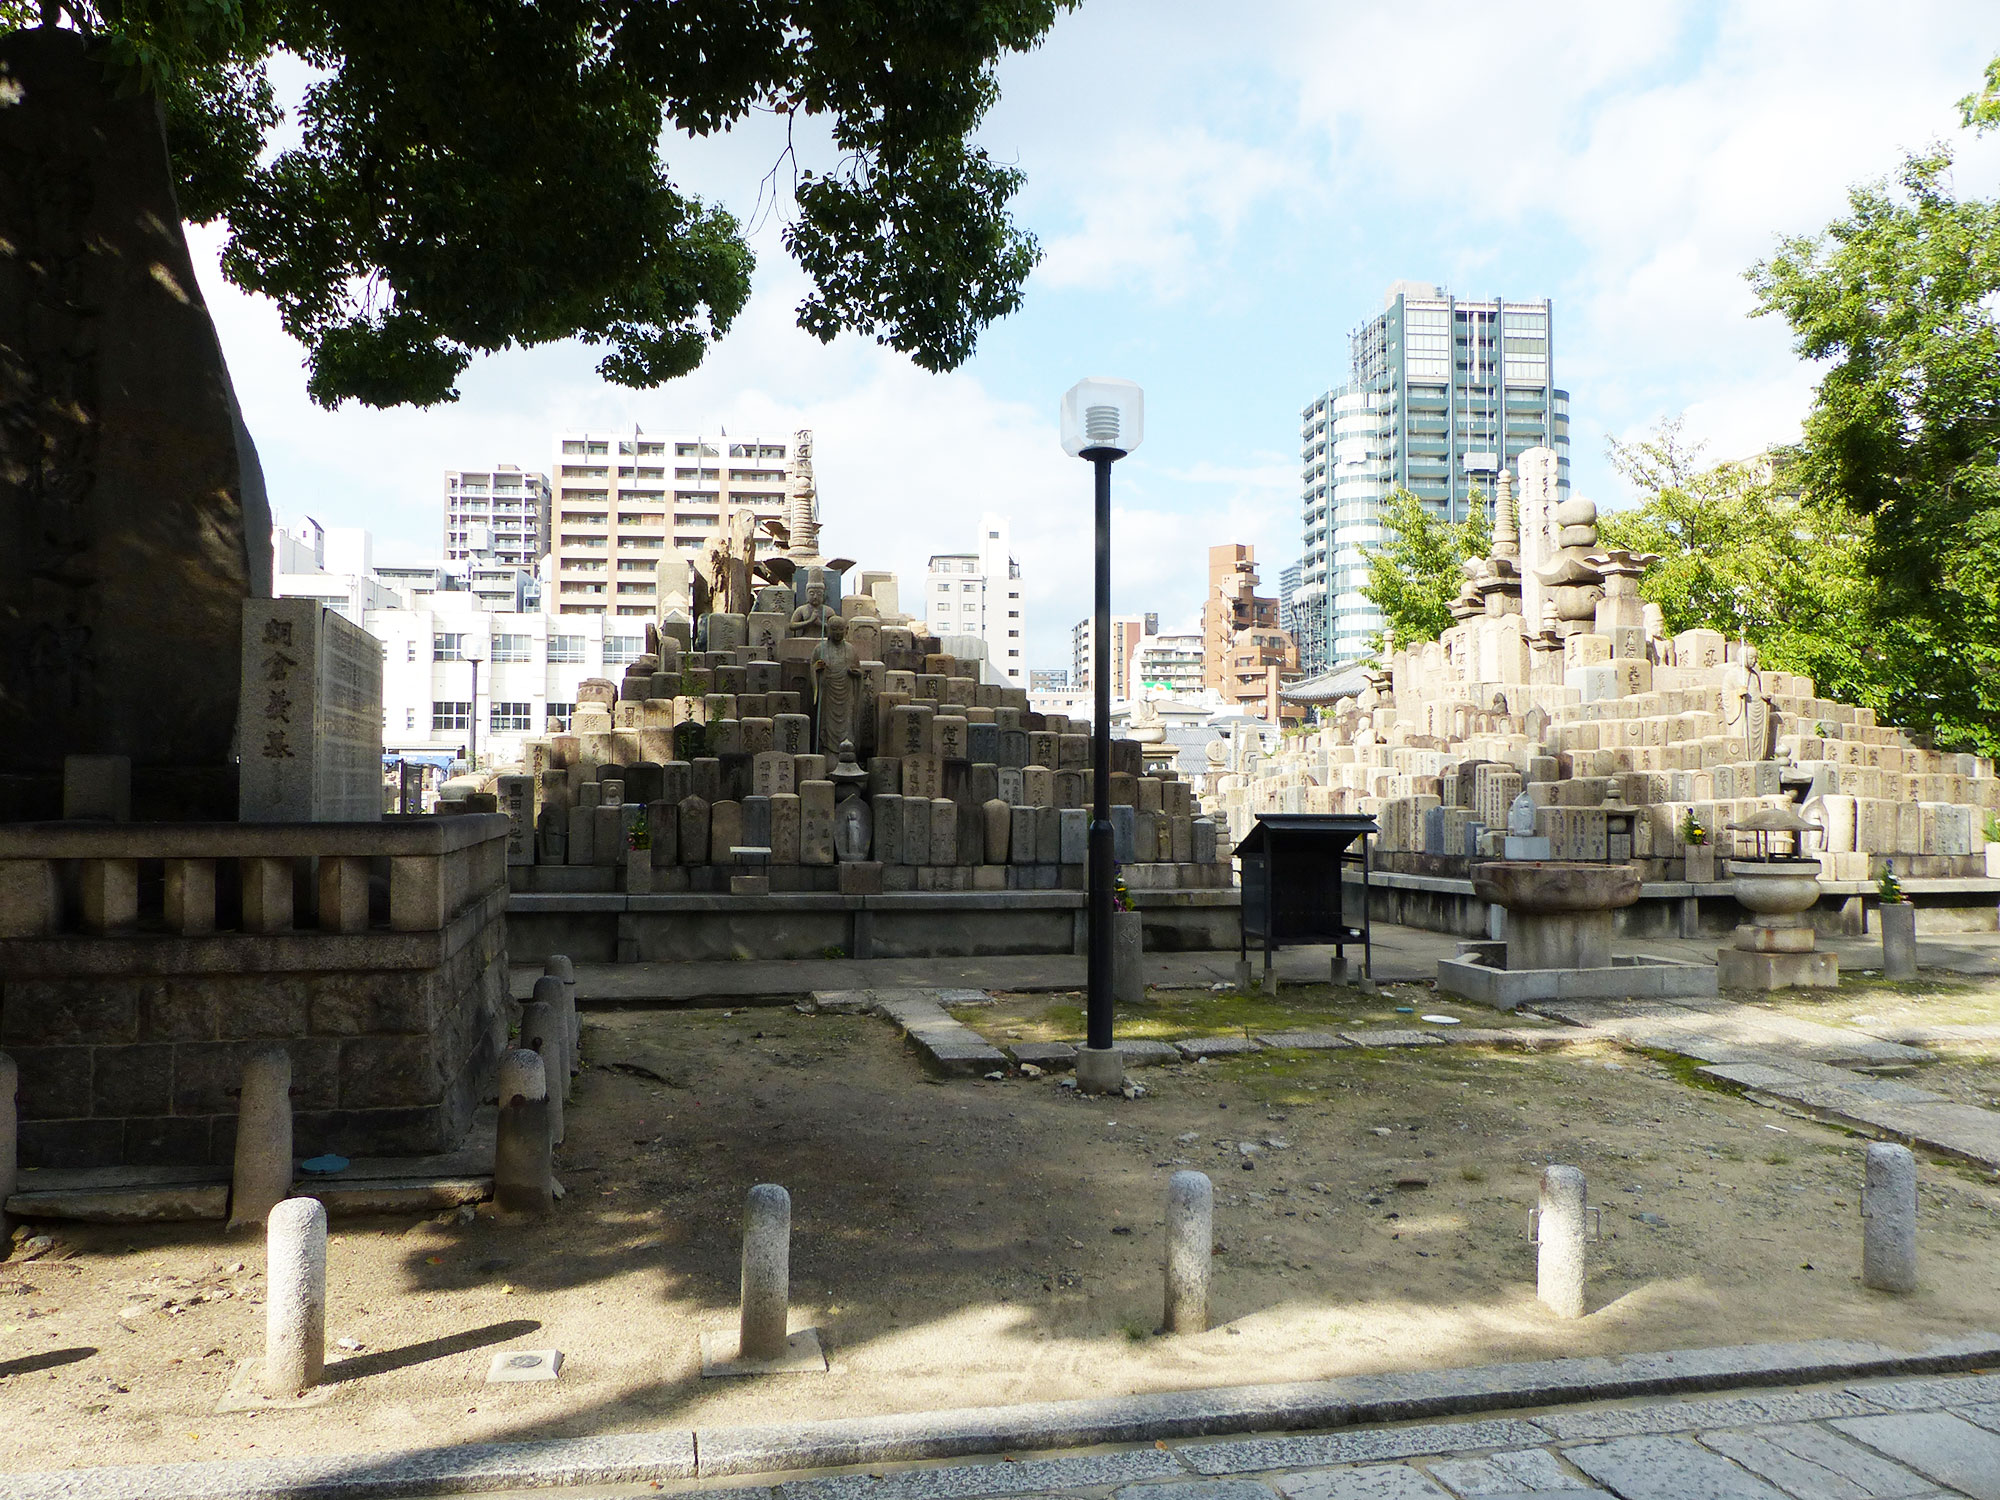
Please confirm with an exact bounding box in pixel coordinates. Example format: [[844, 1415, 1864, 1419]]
[[1471, 861, 1642, 914], [1726, 856, 1822, 922], [1470, 861, 1642, 972]]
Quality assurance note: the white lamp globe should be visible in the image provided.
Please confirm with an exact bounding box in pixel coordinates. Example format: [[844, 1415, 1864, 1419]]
[[1060, 377, 1145, 458]]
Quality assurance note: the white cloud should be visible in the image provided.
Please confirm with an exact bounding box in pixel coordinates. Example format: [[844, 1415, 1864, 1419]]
[[1034, 127, 1292, 297]]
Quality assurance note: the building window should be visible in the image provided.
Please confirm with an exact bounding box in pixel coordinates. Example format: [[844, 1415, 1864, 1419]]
[[490, 701, 534, 732], [546, 702, 573, 729], [404, 708, 416, 729], [604, 636, 642, 664], [432, 701, 471, 730], [433, 633, 464, 661], [493, 633, 533, 663], [405, 641, 416, 662]]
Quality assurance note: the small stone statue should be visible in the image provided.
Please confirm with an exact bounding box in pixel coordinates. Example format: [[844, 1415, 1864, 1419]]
[[1507, 792, 1537, 837], [790, 570, 832, 639], [809, 613, 863, 755]]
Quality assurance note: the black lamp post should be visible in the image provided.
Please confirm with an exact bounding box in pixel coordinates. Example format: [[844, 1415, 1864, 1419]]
[[1060, 377, 1144, 1096]]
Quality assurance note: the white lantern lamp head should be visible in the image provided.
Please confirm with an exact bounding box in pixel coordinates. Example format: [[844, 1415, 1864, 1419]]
[[1060, 377, 1145, 459]]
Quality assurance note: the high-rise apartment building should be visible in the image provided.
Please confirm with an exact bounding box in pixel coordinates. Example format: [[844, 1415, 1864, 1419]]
[[1070, 612, 1157, 697], [923, 512, 1026, 687], [1130, 631, 1204, 697], [444, 465, 549, 570], [1300, 282, 1570, 668], [1203, 544, 1294, 712], [548, 429, 794, 618]]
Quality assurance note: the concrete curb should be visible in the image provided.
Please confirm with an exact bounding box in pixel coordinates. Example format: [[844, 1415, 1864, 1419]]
[[10, 1334, 1997, 1499]]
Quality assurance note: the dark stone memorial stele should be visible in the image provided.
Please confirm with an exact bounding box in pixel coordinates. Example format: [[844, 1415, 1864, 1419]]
[[0, 28, 272, 820]]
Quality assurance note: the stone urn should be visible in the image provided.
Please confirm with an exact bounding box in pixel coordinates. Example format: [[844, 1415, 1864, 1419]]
[[1725, 856, 1822, 953], [1470, 861, 1642, 971]]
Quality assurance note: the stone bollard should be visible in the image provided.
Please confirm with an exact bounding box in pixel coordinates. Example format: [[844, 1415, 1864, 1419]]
[[531, 975, 575, 1092], [0, 1051, 16, 1242], [739, 1183, 792, 1362], [229, 1045, 294, 1232], [1163, 1170, 1213, 1334], [545, 954, 580, 1056], [493, 1049, 554, 1216], [262, 1197, 327, 1397], [1862, 1142, 1918, 1293], [519, 1000, 566, 1146], [1879, 902, 1917, 982], [1536, 1165, 1589, 1319]]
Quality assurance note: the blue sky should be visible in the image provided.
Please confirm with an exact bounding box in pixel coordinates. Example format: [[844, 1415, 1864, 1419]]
[[193, 1, 2000, 675]]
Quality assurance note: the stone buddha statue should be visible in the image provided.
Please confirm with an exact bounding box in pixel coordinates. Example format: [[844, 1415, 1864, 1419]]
[[790, 570, 832, 639], [809, 613, 863, 755]]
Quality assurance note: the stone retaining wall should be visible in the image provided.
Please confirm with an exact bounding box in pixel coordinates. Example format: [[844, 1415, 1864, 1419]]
[[0, 815, 510, 1168]]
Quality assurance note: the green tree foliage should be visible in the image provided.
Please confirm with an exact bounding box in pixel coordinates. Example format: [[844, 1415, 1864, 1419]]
[[1746, 112, 2000, 755], [1360, 488, 1490, 650], [1596, 421, 1881, 714], [16, 0, 1068, 408]]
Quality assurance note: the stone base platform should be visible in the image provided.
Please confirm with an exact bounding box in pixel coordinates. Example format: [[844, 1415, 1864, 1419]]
[[507, 888, 1241, 964], [1434, 953, 1719, 1009], [1716, 946, 1840, 990], [4, 1110, 498, 1222], [1357, 867, 2000, 940]]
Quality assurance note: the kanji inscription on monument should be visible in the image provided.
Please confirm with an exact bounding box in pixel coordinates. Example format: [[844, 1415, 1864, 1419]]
[[239, 600, 383, 821]]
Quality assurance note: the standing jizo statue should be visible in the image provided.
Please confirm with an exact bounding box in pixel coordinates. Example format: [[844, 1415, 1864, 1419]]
[[810, 614, 863, 755]]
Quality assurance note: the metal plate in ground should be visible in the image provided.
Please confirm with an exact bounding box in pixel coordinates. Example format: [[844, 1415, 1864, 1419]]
[[698, 1327, 827, 1377], [487, 1348, 563, 1382]]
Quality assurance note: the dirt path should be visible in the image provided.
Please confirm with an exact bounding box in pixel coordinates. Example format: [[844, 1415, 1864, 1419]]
[[4, 998, 1998, 1477]]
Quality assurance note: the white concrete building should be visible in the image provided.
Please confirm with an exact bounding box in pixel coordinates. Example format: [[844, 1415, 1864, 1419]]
[[368, 600, 643, 767], [1130, 631, 1206, 700], [444, 464, 549, 569], [548, 428, 796, 619], [1069, 612, 1157, 696], [924, 512, 1026, 688], [271, 518, 405, 624]]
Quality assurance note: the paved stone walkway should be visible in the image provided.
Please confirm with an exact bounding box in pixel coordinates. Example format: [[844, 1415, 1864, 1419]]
[[1524, 996, 2000, 1172], [715, 1372, 2000, 1500]]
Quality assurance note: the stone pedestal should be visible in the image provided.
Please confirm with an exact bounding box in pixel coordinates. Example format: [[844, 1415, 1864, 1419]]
[[1470, 861, 1641, 972], [1716, 948, 1840, 989], [1075, 1046, 1123, 1095], [1718, 858, 1836, 990], [1880, 900, 1918, 980]]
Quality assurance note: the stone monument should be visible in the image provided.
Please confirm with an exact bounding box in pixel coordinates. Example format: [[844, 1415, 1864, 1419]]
[[783, 428, 822, 565], [0, 27, 272, 821], [238, 600, 384, 822]]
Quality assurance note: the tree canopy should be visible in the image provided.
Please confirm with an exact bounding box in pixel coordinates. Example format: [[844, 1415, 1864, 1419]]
[[1360, 487, 1490, 651], [1595, 422, 1883, 718], [10, 0, 1068, 408], [1746, 96, 2000, 755]]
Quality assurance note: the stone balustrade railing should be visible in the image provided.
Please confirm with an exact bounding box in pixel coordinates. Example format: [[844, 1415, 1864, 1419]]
[[0, 814, 509, 940]]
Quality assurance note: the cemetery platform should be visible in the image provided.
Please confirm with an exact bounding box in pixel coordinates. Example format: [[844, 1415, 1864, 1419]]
[[506, 885, 1241, 963], [0, 813, 511, 1169], [1352, 865, 2000, 941]]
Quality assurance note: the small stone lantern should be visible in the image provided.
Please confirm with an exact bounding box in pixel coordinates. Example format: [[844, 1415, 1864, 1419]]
[[1717, 803, 1837, 990]]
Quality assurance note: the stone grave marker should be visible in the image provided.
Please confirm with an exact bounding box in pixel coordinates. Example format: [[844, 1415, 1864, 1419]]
[[238, 600, 383, 821]]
